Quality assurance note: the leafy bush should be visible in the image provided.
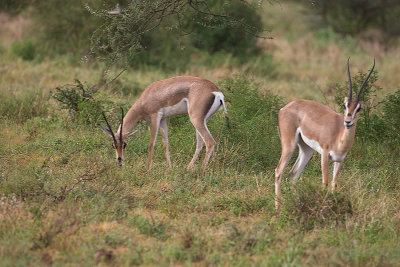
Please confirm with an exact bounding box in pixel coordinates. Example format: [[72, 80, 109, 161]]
[[185, 0, 263, 59], [11, 39, 36, 61], [303, 0, 400, 40], [381, 89, 400, 150], [88, 0, 264, 69], [52, 80, 111, 127], [0, 0, 30, 14], [217, 75, 282, 170]]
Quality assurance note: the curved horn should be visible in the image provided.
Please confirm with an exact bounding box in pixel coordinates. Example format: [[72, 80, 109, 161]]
[[347, 57, 353, 100], [102, 112, 117, 144], [357, 59, 375, 101], [120, 107, 124, 143]]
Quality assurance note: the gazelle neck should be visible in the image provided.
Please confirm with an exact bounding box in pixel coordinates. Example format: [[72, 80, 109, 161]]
[[338, 121, 357, 150], [118, 103, 144, 135]]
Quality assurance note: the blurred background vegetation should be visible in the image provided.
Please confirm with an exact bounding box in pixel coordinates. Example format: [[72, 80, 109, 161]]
[[1, 0, 400, 265]]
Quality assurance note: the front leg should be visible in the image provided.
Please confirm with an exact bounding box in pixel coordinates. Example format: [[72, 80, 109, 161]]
[[147, 114, 161, 169], [332, 161, 343, 191], [159, 118, 172, 168], [321, 150, 329, 188]]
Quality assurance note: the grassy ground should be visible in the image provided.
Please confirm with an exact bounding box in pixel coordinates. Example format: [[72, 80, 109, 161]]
[[1, 2, 400, 266]]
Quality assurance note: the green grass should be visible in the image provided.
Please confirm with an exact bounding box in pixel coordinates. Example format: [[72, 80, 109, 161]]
[[1, 2, 400, 266], [0, 77, 399, 265]]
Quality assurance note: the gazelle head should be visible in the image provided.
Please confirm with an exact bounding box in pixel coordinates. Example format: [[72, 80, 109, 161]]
[[343, 58, 375, 129], [99, 108, 138, 166]]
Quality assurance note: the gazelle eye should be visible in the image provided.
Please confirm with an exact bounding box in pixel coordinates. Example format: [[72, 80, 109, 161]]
[[123, 142, 127, 149], [112, 143, 116, 149]]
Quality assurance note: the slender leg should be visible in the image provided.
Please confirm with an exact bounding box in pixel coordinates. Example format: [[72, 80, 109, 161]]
[[332, 161, 342, 191], [188, 93, 219, 170], [289, 138, 314, 182], [321, 150, 330, 188], [159, 118, 171, 168], [147, 114, 161, 169], [275, 134, 298, 211], [197, 124, 216, 169], [187, 130, 205, 169]]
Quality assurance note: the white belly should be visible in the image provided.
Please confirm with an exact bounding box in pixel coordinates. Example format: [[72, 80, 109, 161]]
[[297, 128, 323, 154], [160, 98, 188, 118], [297, 128, 347, 162]]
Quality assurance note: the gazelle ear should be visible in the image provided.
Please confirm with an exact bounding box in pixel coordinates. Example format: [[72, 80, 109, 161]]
[[98, 124, 115, 138], [125, 130, 140, 138]]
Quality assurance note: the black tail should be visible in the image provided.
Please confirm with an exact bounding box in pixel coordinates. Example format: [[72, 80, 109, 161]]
[[220, 99, 230, 130]]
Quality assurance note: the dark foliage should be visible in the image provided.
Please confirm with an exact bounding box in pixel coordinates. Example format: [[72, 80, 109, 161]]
[[0, 0, 30, 14], [87, 0, 266, 67], [381, 89, 400, 149], [304, 0, 400, 40], [31, 0, 103, 55]]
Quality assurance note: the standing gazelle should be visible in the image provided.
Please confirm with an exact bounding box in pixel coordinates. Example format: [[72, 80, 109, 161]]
[[274, 58, 375, 210], [99, 76, 228, 169]]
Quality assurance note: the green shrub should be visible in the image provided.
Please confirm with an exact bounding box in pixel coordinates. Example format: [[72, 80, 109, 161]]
[[303, 0, 400, 39], [52, 80, 112, 127], [0, 0, 30, 14], [381, 89, 400, 150], [185, 0, 264, 59], [217, 75, 283, 170], [89, 0, 264, 70], [11, 39, 36, 61]]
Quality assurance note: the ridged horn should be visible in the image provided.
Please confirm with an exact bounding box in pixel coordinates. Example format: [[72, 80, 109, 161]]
[[357, 59, 376, 101], [120, 107, 124, 143], [347, 57, 353, 100], [102, 112, 117, 144]]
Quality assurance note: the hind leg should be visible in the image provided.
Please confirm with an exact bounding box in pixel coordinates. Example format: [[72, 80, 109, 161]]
[[191, 122, 216, 170], [187, 130, 205, 169], [289, 137, 314, 182], [275, 131, 299, 211], [188, 92, 221, 170]]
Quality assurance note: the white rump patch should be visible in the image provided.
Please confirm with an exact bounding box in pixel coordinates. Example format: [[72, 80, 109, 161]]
[[205, 92, 225, 120]]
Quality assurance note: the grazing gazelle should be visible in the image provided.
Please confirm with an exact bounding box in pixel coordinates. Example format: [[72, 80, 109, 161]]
[[99, 76, 228, 169], [274, 58, 375, 210]]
